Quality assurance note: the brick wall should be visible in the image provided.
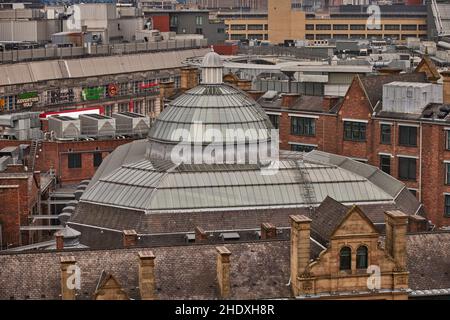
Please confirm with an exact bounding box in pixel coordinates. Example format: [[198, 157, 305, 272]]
[[0, 185, 21, 247], [0, 138, 133, 185]]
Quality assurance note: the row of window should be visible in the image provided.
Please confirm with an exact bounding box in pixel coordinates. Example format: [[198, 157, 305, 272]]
[[0, 77, 167, 112], [340, 246, 368, 271], [305, 34, 425, 41], [229, 34, 268, 41], [228, 24, 268, 31], [305, 24, 426, 31], [379, 155, 417, 181], [68, 152, 103, 169]]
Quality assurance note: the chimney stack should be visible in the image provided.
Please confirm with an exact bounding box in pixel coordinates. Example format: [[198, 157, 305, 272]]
[[138, 251, 156, 300], [408, 215, 428, 233], [261, 223, 277, 240], [159, 81, 175, 99], [379, 68, 402, 76], [60, 256, 77, 300], [290, 215, 312, 296], [281, 93, 300, 108], [322, 96, 339, 112], [195, 226, 208, 243], [441, 71, 450, 104], [384, 211, 408, 270], [181, 67, 199, 91], [55, 230, 64, 250], [216, 246, 231, 299], [123, 229, 138, 248], [247, 90, 265, 101], [236, 79, 252, 92]]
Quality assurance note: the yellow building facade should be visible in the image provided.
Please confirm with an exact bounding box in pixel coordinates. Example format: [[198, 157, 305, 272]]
[[224, 0, 427, 44]]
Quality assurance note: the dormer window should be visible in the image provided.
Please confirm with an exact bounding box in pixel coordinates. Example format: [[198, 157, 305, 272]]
[[339, 246, 352, 271], [356, 246, 368, 269]]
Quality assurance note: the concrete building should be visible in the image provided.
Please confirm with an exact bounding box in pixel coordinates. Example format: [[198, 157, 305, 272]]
[[220, 2, 428, 44], [217, 11, 269, 42], [142, 9, 227, 45], [0, 48, 209, 122]]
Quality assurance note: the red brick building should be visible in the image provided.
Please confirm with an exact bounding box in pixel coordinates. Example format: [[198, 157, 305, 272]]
[[0, 164, 42, 247], [260, 58, 450, 228]]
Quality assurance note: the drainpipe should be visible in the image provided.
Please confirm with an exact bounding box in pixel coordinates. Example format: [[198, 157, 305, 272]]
[[419, 122, 423, 202]]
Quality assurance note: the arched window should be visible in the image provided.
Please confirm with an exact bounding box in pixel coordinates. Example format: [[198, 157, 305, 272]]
[[339, 246, 351, 271], [356, 246, 368, 269]]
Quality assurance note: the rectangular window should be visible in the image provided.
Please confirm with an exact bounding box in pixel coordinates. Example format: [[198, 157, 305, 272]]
[[195, 16, 204, 26], [398, 157, 416, 181], [350, 24, 365, 30], [195, 28, 203, 35], [68, 153, 82, 169], [306, 24, 314, 30], [93, 152, 103, 168], [230, 24, 246, 31], [380, 155, 391, 175], [446, 163, 450, 185], [401, 24, 417, 31], [333, 24, 348, 30], [399, 126, 417, 147], [384, 24, 400, 30], [445, 195, 450, 217], [247, 24, 264, 30], [291, 117, 315, 136], [344, 121, 366, 142], [380, 124, 391, 144], [268, 114, 279, 129], [316, 24, 331, 30], [291, 144, 316, 153]]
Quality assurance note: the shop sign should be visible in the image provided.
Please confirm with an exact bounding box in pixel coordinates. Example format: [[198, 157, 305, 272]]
[[82, 87, 104, 101], [108, 84, 118, 97], [140, 81, 159, 90], [17, 92, 39, 108]]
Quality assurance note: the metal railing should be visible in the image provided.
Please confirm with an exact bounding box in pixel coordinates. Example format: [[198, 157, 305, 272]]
[[0, 38, 209, 64]]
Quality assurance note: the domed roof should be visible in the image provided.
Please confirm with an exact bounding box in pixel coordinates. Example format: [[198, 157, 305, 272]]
[[201, 50, 223, 68], [146, 50, 274, 162], [148, 84, 273, 145]]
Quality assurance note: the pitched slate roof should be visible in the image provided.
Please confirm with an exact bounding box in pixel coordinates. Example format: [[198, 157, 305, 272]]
[[1, 231, 449, 300], [310, 196, 349, 246], [407, 232, 450, 292]]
